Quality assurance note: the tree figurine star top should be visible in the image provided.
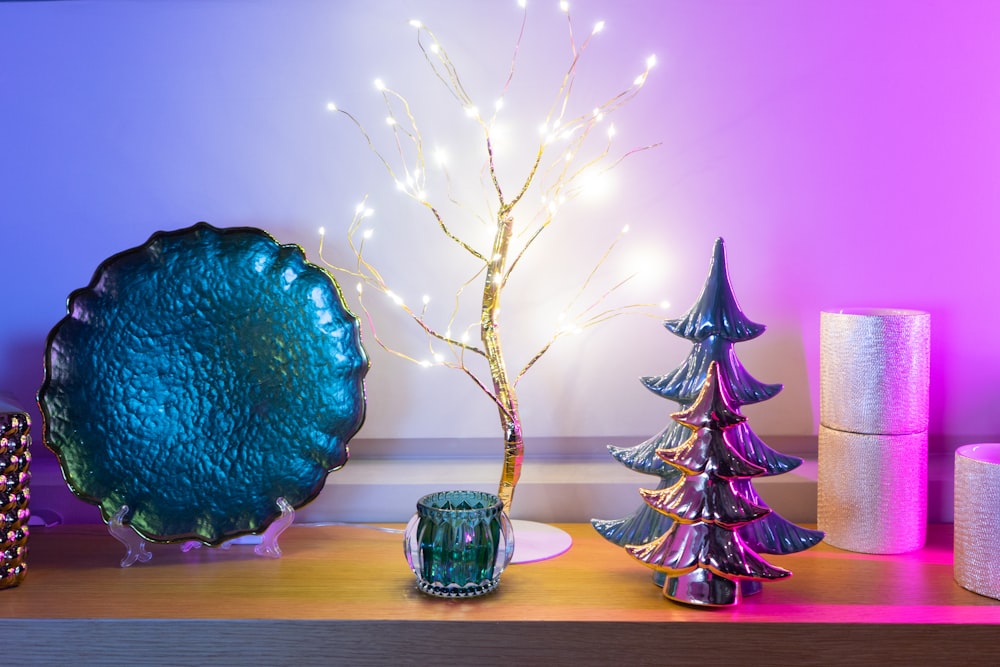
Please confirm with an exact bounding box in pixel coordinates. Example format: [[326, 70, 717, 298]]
[[593, 237, 823, 607]]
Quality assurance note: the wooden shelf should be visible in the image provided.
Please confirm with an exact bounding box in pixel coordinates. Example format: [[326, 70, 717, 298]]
[[2, 523, 999, 665]]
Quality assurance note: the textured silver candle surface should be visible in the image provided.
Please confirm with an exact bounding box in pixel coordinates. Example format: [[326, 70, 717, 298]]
[[954, 444, 1000, 600], [817, 426, 927, 554], [820, 309, 930, 435]]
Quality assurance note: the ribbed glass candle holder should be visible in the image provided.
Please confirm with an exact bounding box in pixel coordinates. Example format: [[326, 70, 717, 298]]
[[404, 490, 514, 598]]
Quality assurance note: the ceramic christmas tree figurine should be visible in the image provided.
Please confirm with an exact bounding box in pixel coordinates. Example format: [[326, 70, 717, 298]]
[[592, 237, 822, 606]]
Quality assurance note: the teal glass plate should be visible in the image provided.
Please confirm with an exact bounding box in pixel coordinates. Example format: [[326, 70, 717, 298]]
[[38, 223, 368, 545]]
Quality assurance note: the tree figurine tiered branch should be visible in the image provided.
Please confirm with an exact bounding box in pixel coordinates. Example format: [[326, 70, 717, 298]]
[[593, 237, 823, 607]]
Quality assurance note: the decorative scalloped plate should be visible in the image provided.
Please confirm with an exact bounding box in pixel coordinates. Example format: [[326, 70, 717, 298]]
[[39, 223, 368, 545]]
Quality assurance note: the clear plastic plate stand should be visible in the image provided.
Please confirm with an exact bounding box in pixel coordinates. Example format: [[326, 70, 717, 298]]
[[109, 497, 295, 567], [109, 505, 152, 568]]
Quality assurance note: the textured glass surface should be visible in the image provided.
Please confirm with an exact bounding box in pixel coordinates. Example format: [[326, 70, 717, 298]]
[[38, 223, 368, 545], [404, 490, 514, 598]]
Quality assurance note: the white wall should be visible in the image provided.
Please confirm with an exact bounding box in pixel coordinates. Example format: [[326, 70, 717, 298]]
[[3, 0, 1000, 465]]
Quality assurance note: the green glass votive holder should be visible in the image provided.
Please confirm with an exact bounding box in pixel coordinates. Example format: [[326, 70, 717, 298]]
[[404, 490, 514, 598]]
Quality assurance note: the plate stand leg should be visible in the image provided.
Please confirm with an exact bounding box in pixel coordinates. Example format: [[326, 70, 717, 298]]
[[254, 497, 294, 558], [108, 505, 153, 568]]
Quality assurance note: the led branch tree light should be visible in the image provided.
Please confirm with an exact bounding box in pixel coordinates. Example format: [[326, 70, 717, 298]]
[[319, 1, 659, 512]]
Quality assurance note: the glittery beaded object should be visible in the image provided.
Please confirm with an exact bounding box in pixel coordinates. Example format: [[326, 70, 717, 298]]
[[1, 398, 30, 589]]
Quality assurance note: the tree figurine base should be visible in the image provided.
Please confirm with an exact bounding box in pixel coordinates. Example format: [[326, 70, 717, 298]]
[[108, 497, 296, 567], [662, 569, 764, 608]]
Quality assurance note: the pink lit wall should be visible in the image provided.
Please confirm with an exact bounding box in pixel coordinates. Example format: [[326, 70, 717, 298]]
[[2, 0, 999, 457]]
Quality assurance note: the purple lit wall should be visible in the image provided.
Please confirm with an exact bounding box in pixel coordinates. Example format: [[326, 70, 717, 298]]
[[3, 0, 999, 457]]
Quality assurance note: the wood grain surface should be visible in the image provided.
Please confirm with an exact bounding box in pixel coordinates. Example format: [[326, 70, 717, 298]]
[[2, 523, 999, 665]]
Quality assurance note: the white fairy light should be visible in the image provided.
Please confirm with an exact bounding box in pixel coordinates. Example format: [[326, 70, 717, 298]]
[[409, 19, 423, 28], [374, 78, 386, 91], [577, 166, 614, 201], [559, 1, 569, 12], [433, 353, 445, 363], [356, 282, 364, 294], [363, 208, 374, 218], [495, 99, 504, 111], [517, 0, 526, 7], [326, 102, 338, 112], [465, 106, 479, 119], [646, 54, 657, 69], [419, 359, 432, 368], [622, 224, 630, 233], [318, 226, 326, 236], [429, 42, 440, 54], [386, 117, 397, 126], [607, 124, 617, 138], [422, 294, 431, 305], [363, 229, 374, 239], [660, 300, 671, 310], [592, 21, 605, 35]]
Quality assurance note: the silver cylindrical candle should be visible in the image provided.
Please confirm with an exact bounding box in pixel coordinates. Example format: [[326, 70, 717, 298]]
[[820, 308, 930, 435], [817, 426, 927, 553], [954, 443, 1000, 600], [818, 308, 930, 554]]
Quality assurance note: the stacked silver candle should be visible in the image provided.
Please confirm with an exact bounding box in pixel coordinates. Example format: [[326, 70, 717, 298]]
[[817, 309, 930, 554]]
